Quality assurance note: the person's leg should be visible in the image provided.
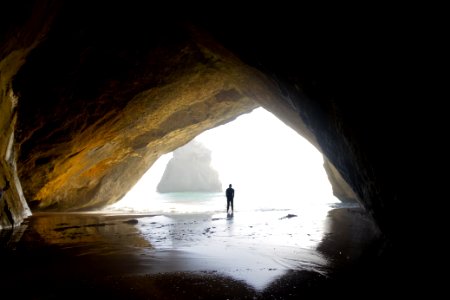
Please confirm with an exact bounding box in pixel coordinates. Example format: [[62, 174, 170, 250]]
[[231, 199, 234, 213], [227, 199, 230, 213]]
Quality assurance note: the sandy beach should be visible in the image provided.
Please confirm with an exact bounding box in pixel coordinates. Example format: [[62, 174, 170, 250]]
[[0, 206, 383, 299]]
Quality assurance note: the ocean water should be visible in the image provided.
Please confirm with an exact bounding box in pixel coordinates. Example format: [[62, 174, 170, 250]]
[[104, 190, 346, 216]]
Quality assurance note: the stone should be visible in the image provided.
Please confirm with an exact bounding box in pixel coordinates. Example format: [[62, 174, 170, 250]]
[[0, 1, 406, 242], [157, 140, 222, 193], [10, 4, 269, 211]]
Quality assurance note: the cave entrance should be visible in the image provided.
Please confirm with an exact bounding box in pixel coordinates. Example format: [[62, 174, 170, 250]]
[[102, 107, 349, 289], [107, 107, 340, 215]]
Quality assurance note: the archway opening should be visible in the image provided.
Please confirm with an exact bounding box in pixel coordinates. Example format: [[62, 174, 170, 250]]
[[102, 107, 360, 289], [107, 107, 341, 214]]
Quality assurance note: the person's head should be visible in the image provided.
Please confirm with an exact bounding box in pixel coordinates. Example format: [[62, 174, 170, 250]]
[[229, 184, 232, 188]]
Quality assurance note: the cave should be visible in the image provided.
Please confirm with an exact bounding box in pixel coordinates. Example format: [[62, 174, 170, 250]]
[[1, 1, 423, 299]]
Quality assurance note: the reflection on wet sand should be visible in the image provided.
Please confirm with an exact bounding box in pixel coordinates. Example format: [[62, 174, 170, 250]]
[[29, 213, 153, 251], [0, 207, 383, 299]]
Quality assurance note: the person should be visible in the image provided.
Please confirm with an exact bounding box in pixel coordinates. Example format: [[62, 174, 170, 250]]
[[225, 184, 234, 215]]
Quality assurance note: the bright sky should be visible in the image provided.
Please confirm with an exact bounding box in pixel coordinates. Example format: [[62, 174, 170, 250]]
[[113, 107, 338, 212], [195, 107, 337, 203]]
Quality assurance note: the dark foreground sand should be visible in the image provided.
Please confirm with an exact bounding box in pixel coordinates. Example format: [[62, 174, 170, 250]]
[[0, 207, 387, 299]]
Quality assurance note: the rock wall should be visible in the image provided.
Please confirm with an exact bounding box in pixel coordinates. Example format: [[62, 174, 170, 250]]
[[157, 140, 222, 193], [1, 2, 400, 238], [323, 158, 358, 203], [0, 1, 58, 228], [193, 7, 406, 238], [10, 2, 275, 211]]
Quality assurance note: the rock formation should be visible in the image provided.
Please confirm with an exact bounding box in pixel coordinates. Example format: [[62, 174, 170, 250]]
[[8, 3, 269, 212], [323, 159, 358, 203], [0, 1, 409, 249], [0, 1, 56, 227], [157, 140, 222, 193]]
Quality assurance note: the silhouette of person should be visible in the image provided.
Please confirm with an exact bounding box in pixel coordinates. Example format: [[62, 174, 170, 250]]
[[226, 184, 234, 214]]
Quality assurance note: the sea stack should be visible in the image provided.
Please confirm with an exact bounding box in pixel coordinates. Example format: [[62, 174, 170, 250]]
[[157, 140, 222, 193]]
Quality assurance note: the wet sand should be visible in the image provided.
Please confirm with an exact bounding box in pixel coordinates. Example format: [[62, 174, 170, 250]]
[[0, 207, 384, 299]]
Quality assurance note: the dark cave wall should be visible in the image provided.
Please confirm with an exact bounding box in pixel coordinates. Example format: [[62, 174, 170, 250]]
[[0, 1, 59, 228], [10, 1, 268, 211], [192, 6, 405, 237], [0, 1, 405, 243]]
